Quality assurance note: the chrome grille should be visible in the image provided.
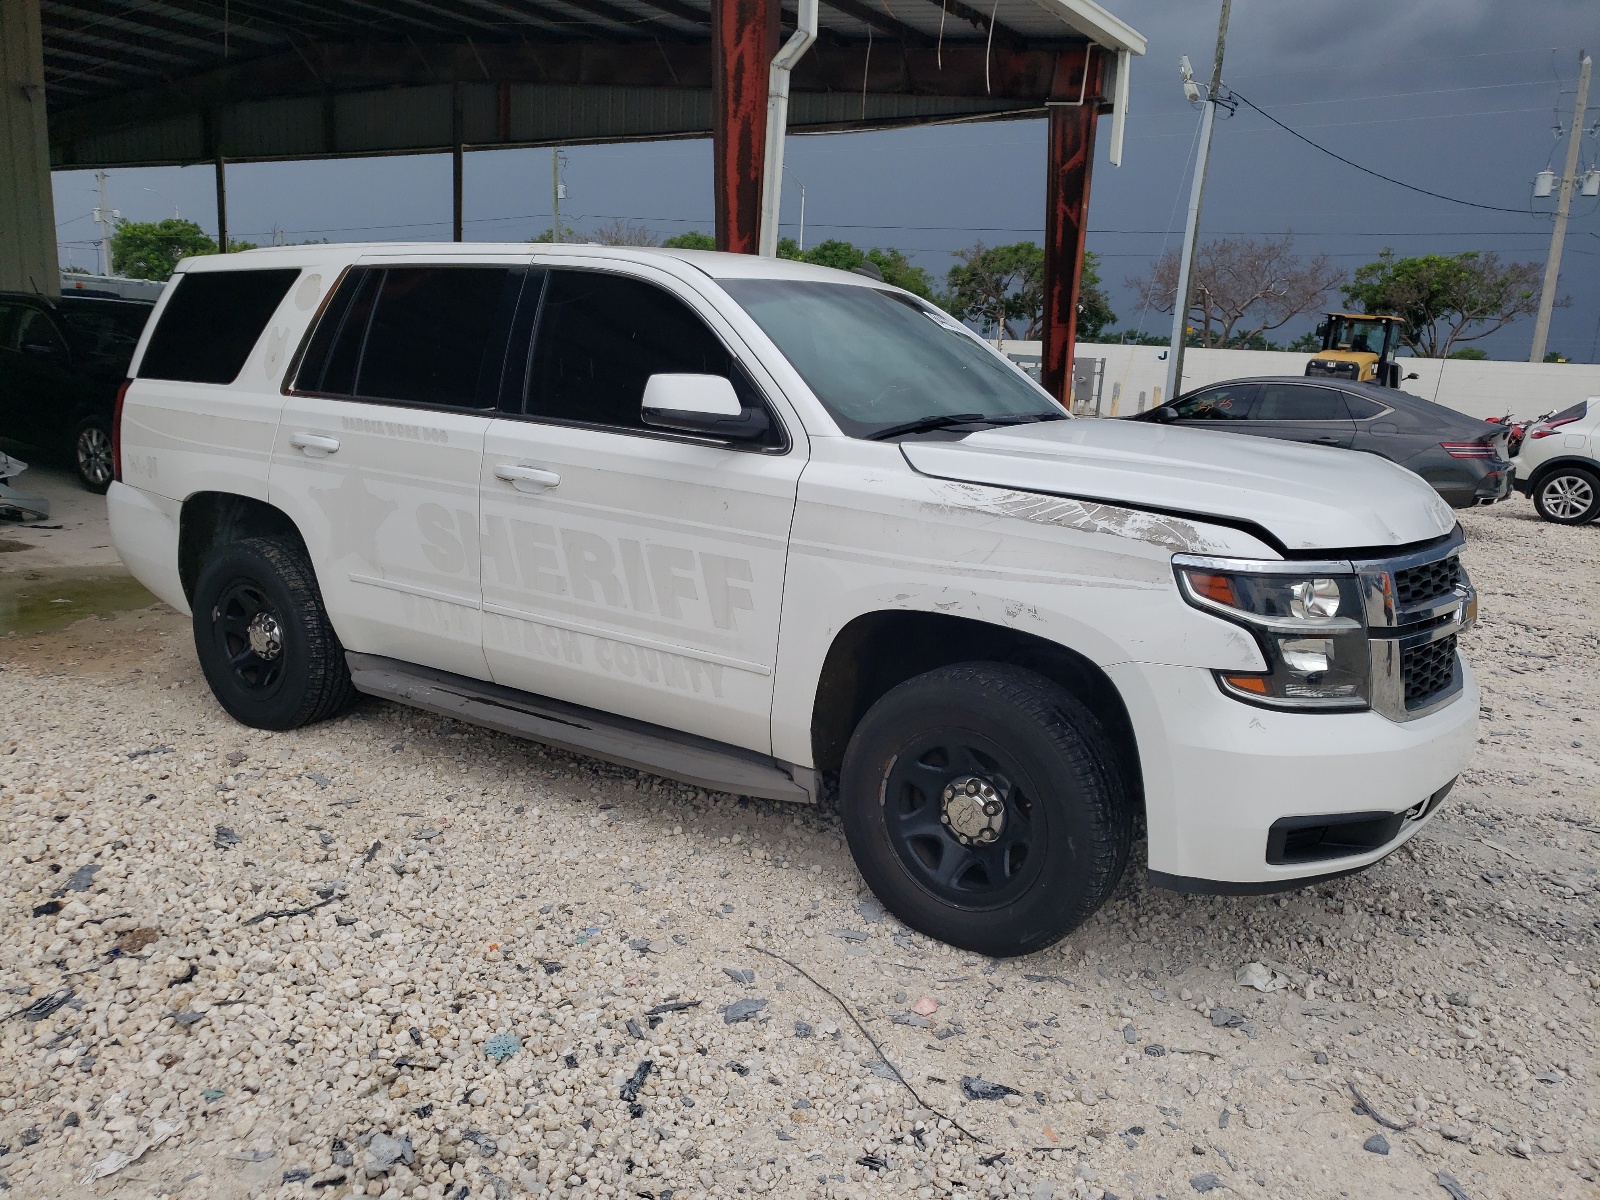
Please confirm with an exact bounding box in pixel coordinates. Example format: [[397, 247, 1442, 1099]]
[[1394, 556, 1461, 608], [1402, 634, 1458, 708]]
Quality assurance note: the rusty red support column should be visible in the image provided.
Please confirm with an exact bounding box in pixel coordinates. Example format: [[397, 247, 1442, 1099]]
[[1042, 47, 1102, 407], [712, 0, 777, 253]]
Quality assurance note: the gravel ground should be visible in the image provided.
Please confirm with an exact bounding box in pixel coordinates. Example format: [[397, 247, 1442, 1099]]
[[1, 497, 1597, 1200]]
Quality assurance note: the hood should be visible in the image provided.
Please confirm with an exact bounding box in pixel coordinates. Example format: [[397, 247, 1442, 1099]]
[[901, 419, 1456, 553]]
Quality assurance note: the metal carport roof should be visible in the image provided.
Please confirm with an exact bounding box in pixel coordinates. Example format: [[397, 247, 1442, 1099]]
[[40, 0, 1143, 167]]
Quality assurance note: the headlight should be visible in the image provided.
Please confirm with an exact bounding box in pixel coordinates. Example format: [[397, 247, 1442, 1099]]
[[1177, 564, 1369, 710]]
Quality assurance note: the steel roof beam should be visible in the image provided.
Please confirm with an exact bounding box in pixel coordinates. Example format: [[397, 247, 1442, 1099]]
[[908, 0, 1023, 48], [452, 0, 591, 37], [46, 0, 280, 47], [42, 26, 197, 68], [817, 0, 929, 46], [532, 0, 679, 39], [456, 0, 644, 39], [626, 0, 713, 28]]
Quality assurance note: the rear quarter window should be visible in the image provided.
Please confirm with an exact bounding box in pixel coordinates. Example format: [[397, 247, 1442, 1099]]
[[138, 268, 299, 384]]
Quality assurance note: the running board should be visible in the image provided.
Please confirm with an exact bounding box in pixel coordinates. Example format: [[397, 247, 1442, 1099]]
[[345, 652, 815, 804]]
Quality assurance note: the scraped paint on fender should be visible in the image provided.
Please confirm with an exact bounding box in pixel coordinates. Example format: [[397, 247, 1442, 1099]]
[[928, 480, 1237, 556]]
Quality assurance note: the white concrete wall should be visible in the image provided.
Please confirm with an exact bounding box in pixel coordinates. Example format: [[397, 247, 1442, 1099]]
[[999, 340, 1600, 422]]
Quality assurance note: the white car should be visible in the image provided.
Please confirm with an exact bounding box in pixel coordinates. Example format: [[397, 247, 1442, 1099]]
[[1512, 398, 1600, 524], [107, 243, 1478, 956]]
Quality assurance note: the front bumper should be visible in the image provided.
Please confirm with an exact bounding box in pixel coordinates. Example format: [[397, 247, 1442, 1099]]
[[1106, 657, 1478, 889]]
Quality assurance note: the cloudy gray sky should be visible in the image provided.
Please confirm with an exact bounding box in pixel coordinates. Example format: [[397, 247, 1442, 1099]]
[[52, 0, 1599, 360]]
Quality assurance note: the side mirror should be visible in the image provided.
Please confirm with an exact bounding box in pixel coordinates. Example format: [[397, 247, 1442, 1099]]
[[641, 374, 769, 441], [1404, 372, 1419, 381], [1149, 406, 1179, 423]]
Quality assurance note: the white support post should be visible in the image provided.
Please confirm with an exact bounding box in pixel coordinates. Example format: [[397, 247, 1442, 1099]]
[[757, 0, 817, 258]]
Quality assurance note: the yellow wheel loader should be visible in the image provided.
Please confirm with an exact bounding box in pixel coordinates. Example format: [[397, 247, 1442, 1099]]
[[1305, 313, 1410, 387]]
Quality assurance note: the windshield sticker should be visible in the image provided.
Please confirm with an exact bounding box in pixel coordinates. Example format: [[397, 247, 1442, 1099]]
[[931, 481, 1233, 555]]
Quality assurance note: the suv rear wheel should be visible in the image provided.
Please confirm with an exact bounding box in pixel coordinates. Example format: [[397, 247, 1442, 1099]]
[[192, 536, 356, 730], [1532, 465, 1600, 524], [840, 663, 1132, 957], [73, 418, 114, 494]]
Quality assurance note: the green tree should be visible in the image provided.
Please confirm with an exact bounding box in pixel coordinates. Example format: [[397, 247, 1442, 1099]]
[[1075, 251, 1116, 341], [864, 248, 934, 299], [1543, 350, 1570, 364], [111, 218, 254, 281], [530, 225, 580, 244], [944, 242, 1043, 339], [661, 231, 717, 250], [945, 243, 1113, 342], [1341, 249, 1546, 358], [1287, 330, 1322, 353], [1447, 346, 1488, 360]]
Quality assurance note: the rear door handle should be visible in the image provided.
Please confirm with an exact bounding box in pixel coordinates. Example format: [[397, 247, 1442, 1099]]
[[290, 432, 340, 457], [494, 463, 561, 491]]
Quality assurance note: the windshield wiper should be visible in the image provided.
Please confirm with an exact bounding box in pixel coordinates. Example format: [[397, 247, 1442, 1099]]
[[862, 410, 1065, 441], [863, 413, 988, 441]]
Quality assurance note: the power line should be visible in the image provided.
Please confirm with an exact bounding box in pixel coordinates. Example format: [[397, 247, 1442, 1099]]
[[1229, 91, 1539, 215]]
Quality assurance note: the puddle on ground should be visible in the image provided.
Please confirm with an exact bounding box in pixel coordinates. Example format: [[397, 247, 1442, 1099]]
[[0, 570, 159, 637]]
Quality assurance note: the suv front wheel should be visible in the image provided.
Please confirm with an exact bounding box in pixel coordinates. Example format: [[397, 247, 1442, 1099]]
[[840, 663, 1132, 957], [1532, 465, 1600, 524], [192, 536, 356, 730]]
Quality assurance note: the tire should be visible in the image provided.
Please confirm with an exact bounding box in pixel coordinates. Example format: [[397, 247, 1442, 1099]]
[[192, 536, 356, 730], [72, 418, 114, 494], [840, 663, 1132, 957], [1531, 465, 1600, 525]]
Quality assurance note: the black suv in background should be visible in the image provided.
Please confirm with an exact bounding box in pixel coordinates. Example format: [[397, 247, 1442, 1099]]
[[1130, 376, 1512, 509], [0, 291, 155, 492]]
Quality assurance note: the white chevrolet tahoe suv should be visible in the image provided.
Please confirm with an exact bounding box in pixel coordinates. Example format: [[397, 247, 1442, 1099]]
[[107, 244, 1479, 956]]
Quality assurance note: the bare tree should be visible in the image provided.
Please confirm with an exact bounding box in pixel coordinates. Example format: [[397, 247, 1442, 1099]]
[[1128, 236, 1343, 348], [590, 218, 660, 247]]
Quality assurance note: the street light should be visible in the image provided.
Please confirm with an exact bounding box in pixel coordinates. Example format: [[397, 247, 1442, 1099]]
[[141, 187, 181, 218]]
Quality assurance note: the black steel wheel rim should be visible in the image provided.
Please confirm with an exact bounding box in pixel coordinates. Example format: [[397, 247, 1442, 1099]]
[[881, 730, 1046, 910], [76, 426, 112, 486], [212, 579, 286, 693]]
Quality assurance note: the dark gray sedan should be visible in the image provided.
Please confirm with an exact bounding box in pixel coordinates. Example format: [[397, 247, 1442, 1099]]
[[1130, 376, 1511, 509]]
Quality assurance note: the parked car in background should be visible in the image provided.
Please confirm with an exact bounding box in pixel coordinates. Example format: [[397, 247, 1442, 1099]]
[[1129, 377, 1511, 509], [1512, 398, 1600, 524], [0, 291, 155, 492]]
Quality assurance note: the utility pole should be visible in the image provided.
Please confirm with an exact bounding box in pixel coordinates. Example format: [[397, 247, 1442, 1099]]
[[550, 148, 563, 243], [1529, 51, 1591, 364], [1165, 0, 1231, 403], [91, 170, 120, 276]]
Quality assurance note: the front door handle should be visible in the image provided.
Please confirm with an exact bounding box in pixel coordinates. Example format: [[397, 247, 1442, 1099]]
[[494, 463, 561, 491], [1309, 436, 1341, 444], [290, 432, 340, 457]]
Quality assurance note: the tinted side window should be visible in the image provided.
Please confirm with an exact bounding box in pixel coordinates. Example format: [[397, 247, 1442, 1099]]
[[1253, 384, 1349, 422], [294, 267, 374, 395], [13, 309, 67, 356], [139, 269, 299, 384], [0, 302, 23, 349], [356, 267, 519, 408], [1169, 383, 1255, 420], [1341, 392, 1388, 420], [59, 303, 150, 366], [522, 270, 775, 442]]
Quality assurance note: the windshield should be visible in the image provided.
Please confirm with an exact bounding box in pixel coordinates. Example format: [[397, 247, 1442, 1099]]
[[720, 279, 1063, 438], [1329, 317, 1390, 357]]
